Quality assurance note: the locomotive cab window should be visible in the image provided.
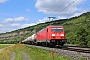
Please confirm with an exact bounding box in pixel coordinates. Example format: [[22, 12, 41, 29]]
[[51, 28, 63, 32]]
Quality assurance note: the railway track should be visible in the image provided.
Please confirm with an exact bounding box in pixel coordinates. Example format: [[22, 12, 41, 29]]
[[25, 44, 90, 53], [61, 46, 90, 53], [25, 44, 90, 60]]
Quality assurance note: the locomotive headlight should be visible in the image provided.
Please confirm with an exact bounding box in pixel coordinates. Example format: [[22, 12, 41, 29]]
[[52, 34, 55, 36], [60, 34, 64, 36]]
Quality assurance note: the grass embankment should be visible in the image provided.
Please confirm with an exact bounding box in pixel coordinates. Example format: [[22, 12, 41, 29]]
[[0, 44, 13, 49], [25, 46, 71, 60], [0, 44, 86, 60], [0, 44, 13, 60]]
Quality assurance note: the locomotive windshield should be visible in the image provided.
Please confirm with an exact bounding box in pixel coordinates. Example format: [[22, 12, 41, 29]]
[[51, 28, 63, 32]]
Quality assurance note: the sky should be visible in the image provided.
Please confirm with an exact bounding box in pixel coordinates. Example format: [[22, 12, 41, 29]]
[[0, 0, 90, 33]]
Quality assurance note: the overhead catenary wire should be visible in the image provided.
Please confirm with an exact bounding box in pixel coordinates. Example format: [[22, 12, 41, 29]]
[[47, 0, 67, 21], [48, 0, 71, 22], [50, 0, 67, 13], [54, 0, 77, 16], [48, 0, 77, 21], [65, 0, 90, 18]]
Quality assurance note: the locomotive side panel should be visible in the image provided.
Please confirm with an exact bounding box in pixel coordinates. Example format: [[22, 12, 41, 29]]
[[36, 28, 47, 42]]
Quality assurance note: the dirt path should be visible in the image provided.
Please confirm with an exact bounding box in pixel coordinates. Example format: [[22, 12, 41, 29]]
[[10, 52, 16, 60], [10, 52, 31, 60], [22, 52, 31, 60]]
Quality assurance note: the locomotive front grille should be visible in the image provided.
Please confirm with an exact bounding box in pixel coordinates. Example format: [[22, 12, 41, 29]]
[[50, 39, 66, 45], [50, 39, 66, 42]]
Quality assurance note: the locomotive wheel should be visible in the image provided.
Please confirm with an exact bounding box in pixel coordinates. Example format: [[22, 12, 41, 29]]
[[49, 43, 55, 48], [61, 42, 65, 46], [42, 43, 45, 47], [36, 42, 40, 46], [42, 42, 47, 47], [45, 42, 49, 47], [61, 44, 64, 46]]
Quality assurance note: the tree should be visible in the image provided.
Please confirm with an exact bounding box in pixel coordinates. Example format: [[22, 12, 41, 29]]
[[76, 26, 88, 46], [86, 34, 90, 47]]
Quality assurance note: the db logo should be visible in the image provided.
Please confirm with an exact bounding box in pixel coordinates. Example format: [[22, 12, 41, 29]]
[[56, 33, 59, 36]]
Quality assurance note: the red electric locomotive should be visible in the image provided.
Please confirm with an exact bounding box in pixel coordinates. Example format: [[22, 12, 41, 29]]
[[36, 25, 66, 47]]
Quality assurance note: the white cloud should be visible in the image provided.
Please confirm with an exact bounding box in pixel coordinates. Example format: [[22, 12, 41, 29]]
[[57, 16, 67, 19], [0, 23, 31, 33], [14, 17, 25, 22], [10, 23, 31, 29], [71, 13, 82, 17], [35, 0, 85, 16], [0, 16, 30, 33], [3, 16, 28, 23], [0, 25, 14, 33], [10, 23, 20, 27], [15, 17, 49, 29], [21, 24, 31, 28], [37, 17, 49, 24], [1, 17, 49, 33], [0, 0, 8, 3], [4, 18, 14, 23], [71, 8, 88, 17], [0, 24, 2, 27]]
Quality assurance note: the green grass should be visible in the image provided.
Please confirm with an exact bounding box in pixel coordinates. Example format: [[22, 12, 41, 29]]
[[0, 46, 12, 60], [12, 44, 71, 60], [0, 44, 86, 60], [14, 51, 24, 60], [11, 44, 25, 60], [0, 44, 13, 49], [24, 46, 71, 60]]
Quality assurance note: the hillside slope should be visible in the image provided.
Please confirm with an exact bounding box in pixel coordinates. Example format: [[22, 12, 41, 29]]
[[0, 12, 90, 46], [62, 12, 90, 46]]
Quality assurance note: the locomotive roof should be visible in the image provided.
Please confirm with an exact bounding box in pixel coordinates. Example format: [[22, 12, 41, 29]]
[[47, 25, 63, 28]]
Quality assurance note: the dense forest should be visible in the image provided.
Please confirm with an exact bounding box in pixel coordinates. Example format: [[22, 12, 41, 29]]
[[0, 12, 90, 47]]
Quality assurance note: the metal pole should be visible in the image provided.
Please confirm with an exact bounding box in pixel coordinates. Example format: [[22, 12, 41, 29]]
[[48, 17, 56, 25]]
